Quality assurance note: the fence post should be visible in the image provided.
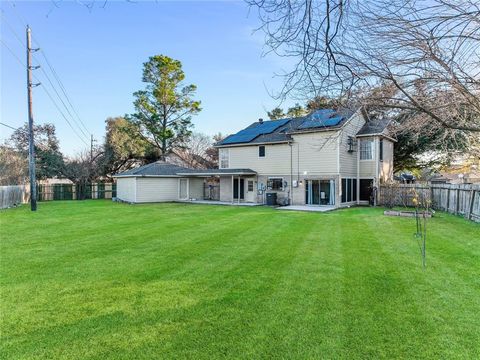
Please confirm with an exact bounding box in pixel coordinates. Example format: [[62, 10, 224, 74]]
[[468, 190, 476, 221], [446, 187, 450, 212], [455, 187, 460, 215]]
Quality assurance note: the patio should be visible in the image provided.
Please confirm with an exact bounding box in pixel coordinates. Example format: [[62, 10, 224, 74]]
[[277, 205, 336, 212]]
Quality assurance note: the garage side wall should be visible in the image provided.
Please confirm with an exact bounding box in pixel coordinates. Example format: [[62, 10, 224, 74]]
[[135, 177, 180, 203], [116, 177, 136, 202]]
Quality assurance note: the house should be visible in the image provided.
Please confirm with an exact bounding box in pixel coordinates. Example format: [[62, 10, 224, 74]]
[[114, 108, 395, 207]]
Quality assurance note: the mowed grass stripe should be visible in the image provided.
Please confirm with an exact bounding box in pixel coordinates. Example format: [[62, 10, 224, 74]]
[[0, 201, 478, 359]]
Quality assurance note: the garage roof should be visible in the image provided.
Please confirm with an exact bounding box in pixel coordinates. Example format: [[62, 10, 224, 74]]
[[176, 168, 257, 176], [113, 162, 198, 177], [113, 161, 256, 178]]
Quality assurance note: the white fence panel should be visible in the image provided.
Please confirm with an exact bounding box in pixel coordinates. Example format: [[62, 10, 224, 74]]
[[0, 185, 27, 209]]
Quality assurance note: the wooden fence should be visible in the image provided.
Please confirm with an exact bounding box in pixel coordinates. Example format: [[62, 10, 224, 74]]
[[378, 183, 480, 223], [0, 183, 116, 209], [0, 185, 28, 209]]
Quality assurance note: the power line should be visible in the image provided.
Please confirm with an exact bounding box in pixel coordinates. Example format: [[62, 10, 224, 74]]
[[39, 84, 89, 147], [1, 36, 89, 147], [0, 122, 18, 131], [2, 3, 93, 147], [0, 39, 26, 67], [0, 9, 25, 46], [34, 45, 92, 137], [3, 9, 91, 140], [34, 57, 91, 141]]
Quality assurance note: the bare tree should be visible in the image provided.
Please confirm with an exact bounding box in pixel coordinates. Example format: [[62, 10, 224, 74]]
[[247, 0, 480, 149], [0, 146, 28, 185], [171, 132, 216, 169]]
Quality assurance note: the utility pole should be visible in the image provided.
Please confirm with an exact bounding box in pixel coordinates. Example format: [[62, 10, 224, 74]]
[[90, 134, 95, 162], [26, 25, 40, 211]]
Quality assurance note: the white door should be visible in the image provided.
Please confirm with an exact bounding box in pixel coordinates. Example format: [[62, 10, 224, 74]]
[[179, 179, 188, 200]]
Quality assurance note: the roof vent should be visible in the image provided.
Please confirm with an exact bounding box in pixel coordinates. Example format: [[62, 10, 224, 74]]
[[258, 118, 263, 123]]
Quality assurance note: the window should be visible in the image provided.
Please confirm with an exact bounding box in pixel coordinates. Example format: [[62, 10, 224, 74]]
[[268, 178, 283, 191], [219, 148, 229, 168], [379, 139, 384, 161], [341, 178, 358, 203], [258, 145, 265, 157], [360, 139, 374, 160], [247, 180, 254, 192]]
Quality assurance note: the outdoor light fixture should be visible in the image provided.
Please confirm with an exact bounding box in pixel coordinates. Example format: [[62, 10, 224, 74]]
[[347, 136, 355, 152]]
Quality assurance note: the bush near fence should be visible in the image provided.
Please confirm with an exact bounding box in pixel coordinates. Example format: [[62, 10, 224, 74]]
[[0, 183, 116, 208], [378, 183, 480, 223]]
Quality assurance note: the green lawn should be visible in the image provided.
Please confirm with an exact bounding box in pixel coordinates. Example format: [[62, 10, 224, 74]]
[[1, 201, 479, 359]]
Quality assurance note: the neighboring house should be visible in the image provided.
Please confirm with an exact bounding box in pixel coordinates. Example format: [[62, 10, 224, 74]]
[[114, 108, 395, 207]]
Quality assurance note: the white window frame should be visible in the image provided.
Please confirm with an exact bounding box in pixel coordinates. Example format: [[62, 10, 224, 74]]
[[219, 148, 229, 169], [247, 180, 254, 192], [268, 177, 284, 191], [360, 139, 374, 161]]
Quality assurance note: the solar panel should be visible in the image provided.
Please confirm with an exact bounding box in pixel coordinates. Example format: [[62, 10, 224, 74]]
[[222, 118, 291, 144], [297, 110, 343, 129]]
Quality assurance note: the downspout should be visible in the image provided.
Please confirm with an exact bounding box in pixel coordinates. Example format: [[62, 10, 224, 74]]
[[289, 141, 293, 205], [297, 142, 300, 182], [356, 138, 360, 205], [238, 176, 241, 204], [374, 137, 379, 206]]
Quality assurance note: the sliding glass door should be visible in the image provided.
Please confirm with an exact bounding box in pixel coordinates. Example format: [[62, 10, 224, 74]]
[[305, 180, 335, 205]]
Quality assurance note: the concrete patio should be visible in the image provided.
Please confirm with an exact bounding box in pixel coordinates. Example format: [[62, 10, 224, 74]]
[[277, 205, 336, 212], [177, 200, 261, 206]]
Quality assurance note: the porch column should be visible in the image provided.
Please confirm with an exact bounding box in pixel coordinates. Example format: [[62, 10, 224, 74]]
[[238, 176, 241, 204], [231, 175, 234, 203]]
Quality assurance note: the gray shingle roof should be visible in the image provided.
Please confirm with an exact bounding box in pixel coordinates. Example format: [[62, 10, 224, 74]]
[[356, 118, 391, 136], [114, 162, 198, 177], [176, 168, 256, 175], [114, 162, 257, 177]]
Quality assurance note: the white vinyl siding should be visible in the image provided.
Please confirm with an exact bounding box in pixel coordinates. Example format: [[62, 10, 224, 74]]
[[135, 177, 179, 203], [293, 132, 338, 175], [339, 111, 365, 177], [359, 161, 376, 177], [379, 139, 394, 182], [228, 143, 292, 175], [116, 177, 136, 202], [219, 176, 233, 202]]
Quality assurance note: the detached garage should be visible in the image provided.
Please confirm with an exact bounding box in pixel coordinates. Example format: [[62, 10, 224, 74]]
[[113, 162, 203, 203]]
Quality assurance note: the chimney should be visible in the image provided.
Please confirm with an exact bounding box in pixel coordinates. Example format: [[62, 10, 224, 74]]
[[258, 118, 263, 123]]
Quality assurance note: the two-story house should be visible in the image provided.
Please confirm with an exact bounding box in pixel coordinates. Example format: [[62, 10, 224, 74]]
[[114, 108, 395, 208]]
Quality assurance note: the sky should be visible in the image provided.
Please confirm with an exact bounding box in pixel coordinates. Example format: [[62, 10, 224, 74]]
[[1, 0, 298, 155]]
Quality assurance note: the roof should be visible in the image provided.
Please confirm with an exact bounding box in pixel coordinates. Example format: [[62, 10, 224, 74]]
[[356, 118, 391, 137], [113, 161, 256, 178], [216, 108, 352, 147], [113, 161, 198, 177], [176, 168, 257, 176]]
